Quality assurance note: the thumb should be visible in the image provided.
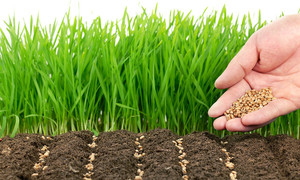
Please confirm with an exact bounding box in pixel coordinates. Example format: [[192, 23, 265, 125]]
[[215, 35, 258, 89]]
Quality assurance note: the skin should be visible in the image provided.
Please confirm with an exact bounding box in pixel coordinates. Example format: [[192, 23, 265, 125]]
[[208, 14, 300, 132]]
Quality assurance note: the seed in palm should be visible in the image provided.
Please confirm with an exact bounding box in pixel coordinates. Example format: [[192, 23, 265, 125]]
[[224, 88, 275, 120]]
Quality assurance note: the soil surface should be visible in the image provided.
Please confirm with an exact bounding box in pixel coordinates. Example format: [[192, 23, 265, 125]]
[[0, 129, 299, 180]]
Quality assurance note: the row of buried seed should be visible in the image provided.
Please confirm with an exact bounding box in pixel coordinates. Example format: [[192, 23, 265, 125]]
[[32, 136, 52, 177], [27, 135, 236, 180]]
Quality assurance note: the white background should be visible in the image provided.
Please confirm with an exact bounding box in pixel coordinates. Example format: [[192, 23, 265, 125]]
[[0, 0, 299, 28]]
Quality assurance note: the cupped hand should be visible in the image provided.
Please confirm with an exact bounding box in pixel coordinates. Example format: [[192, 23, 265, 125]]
[[208, 14, 300, 132]]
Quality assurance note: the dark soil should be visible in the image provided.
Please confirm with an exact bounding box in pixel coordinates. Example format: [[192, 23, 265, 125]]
[[141, 129, 181, 180], [183, 132, 231, 179], [93, 130, 137, 179], [0, 129, 299, 180]]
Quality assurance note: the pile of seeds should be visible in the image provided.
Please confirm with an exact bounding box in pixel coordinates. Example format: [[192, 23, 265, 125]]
[[83, 135, 98, 180], [224, 88, 275, 120], [220, 141, 237, 180], [173, 138, 189, 180], [134, 135, 145, 180], [32, 136, 52, 177]]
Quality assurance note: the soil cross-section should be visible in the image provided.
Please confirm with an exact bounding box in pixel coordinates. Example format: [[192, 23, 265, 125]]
[[223, 133, 285, 179], [92, 130, 138, 179], [267, 135, 300, 179], [183, 132, 231, 179], [0, 129, 299, 179], [141, 129, 182, 180], [0, 134, 44, 179], [37, 131, 94, 180]]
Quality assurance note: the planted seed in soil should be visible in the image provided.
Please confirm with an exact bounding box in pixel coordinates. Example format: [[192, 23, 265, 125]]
[[0, 129, 299, 180]]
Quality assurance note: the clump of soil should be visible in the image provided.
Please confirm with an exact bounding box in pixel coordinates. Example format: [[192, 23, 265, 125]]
[[92, 130, 137, 179], [0, 129, 299, 180], [183, 132, 231, 179], [0, 134, 44, 179], [37, 131, 93, 180], [225, 88, 275, 120], [141, 129, 182, 180], [267, 135, 300, 179], [223, 133, 285, 179]]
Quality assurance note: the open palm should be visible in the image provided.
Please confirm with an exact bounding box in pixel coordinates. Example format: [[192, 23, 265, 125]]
[[208, 15, 300, 131]]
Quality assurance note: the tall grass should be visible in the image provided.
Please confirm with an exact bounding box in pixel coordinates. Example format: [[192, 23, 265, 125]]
[[0, 7, 299, 138]]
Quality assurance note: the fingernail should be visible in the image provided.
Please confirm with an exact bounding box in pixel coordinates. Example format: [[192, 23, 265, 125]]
[[215, 76, 224, 89], [208, 102, 219, 117]]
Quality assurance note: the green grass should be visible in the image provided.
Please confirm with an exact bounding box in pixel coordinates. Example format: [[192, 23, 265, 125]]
[[0, 7, 299, 138]]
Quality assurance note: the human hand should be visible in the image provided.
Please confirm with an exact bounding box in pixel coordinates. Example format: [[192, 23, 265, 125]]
[[208, 14, 300, 132]]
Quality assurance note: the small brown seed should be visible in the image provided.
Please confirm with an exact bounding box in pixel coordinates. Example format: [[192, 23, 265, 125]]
[[41, 145, 48, 151], [221, 141, 228, 145], [40, 150, 50, 159], [182, 159, 189, 164], [176, 145, 184, 150], [88, 142, 97, 148], [135, 141, 140, 145], [85, 163, 94, 171], [178, 152, 186, 160], [83, 172, 94, 177], [34, 163, 42, 170], [42, 166, 48, 171], [135, 176, 143, 180], [89, 153, 96, 162], [44, 150, 50, 156], [182, 175, 189, 180], [32, 173, 39, 176], [225, 162, 235, 169], [230, 171, 237, 180], [92, 135, 97, 141], [139, 136, 145, 140], [176, 139, 182, 144], [41, 136, 45, 140], [134, 153, 140, 158], [225, 152, 229, 157]]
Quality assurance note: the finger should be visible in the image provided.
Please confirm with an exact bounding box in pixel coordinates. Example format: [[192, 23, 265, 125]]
[[208, 79, 251, 117], [215, 35, 258, 89], [242, 98, 297, 126], [213, 116, 227, 130], [226, 118, 274, 132], [253, 15, 300, 72]]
